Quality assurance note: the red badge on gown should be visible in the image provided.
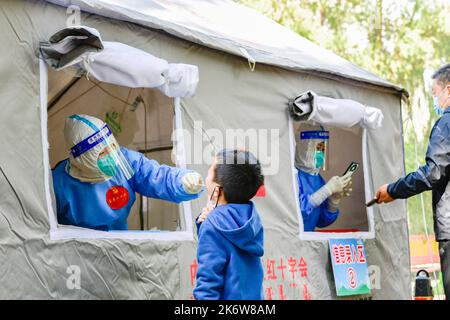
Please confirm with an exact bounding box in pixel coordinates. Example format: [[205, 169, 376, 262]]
[[106, 186, 129, 210]]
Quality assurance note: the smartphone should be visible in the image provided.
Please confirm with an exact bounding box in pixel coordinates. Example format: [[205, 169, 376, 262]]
[[343, 161, 359, 176]]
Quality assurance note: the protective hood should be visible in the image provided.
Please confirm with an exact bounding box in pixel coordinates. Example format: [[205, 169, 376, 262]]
[[208, 202, 264, 256], [64, 114, 122, 183], [295, 122, 328, 175]]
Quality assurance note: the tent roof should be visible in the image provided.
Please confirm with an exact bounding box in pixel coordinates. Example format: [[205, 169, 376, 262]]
[[45, 0, 406, 95]]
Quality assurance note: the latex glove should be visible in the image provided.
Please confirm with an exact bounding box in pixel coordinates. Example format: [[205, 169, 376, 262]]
[[342, 180, 352, 197], [328, 181, 353, 212], [181, 172, 204, 194], [324, 172, 352, 195], [310, 173, 352, 208]]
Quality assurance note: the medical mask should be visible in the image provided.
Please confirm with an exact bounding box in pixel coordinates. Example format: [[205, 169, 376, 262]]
[[314, 150, 325, 169], [433, 86, 449, 116], [97, 152, 118, 177], [433, 96, 443, 116], [296, 127, 329, 174]]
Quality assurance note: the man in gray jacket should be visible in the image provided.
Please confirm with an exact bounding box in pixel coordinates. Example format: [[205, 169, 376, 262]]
[[376, 63, 450, 299]]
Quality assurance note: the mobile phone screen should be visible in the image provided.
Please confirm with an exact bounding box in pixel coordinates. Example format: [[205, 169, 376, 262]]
[[344, 161, 359, 176]]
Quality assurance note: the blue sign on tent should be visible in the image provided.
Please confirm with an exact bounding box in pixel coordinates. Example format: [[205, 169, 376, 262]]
[[329, 238, 371, 297]]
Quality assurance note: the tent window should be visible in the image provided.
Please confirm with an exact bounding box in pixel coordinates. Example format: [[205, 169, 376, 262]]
[[40, 60, 194, 241], [289, 118, 375, 240]]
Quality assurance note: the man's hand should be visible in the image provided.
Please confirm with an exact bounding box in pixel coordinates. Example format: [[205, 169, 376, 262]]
[[375, 184, 394, 203]]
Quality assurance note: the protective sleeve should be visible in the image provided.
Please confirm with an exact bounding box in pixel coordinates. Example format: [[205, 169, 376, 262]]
[[299, 191, 319, 217], [193, 220, 228, 300], [309, 185, 332, 208], [298, 172, 327, 215], [317, 200, 339, 228], [123, 147, 200, 203], [388, 118, 450, 199]]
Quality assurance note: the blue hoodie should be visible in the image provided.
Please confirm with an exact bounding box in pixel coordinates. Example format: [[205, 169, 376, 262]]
[[193, 202, 264, 300]]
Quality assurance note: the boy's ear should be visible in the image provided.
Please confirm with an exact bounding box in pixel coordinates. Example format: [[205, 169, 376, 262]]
[[213, 185, 222, 198]]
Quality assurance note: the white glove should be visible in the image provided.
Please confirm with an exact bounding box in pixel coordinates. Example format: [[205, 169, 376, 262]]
[[328, 181, 353, 212], [324, 172, 352, 195], [181, 172, 204, 194], [310, 173, 352, 208]]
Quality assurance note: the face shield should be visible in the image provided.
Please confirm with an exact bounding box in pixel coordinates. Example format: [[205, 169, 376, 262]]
[[65, 115, 134, 183], [295, 123, 329, 174]]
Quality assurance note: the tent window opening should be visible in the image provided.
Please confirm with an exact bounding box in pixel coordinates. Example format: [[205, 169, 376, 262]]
[[289, 119, 375, 240], [41, 62, 194, 241]]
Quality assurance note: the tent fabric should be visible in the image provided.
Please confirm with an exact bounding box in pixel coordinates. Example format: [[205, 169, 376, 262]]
[[0, 0, 410, 299], [41, 26, 199, 97], [290, 90, 384, 129], [40, 25, 103, 69], [44, 0, 406, 96]]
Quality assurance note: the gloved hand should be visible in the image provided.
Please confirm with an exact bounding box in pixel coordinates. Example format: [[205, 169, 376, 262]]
[[181, 172, 204, 194], [310, 173, 352, 208], [328, 181, 353, 212], [324, 172, 352, 195]]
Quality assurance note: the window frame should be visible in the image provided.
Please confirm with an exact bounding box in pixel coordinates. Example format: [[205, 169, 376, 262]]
[[40, 56, 195, 241], [288, 114, 376, 241]]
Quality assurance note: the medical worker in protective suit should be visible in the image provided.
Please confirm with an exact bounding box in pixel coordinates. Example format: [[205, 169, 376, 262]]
[[295, 123, 353, 231], [52, 114, 204, 231]]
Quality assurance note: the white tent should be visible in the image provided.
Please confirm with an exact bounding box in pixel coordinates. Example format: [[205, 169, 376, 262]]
[[0, 0, 410, 299]]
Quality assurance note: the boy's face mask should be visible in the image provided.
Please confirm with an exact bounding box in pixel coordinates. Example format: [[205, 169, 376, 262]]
[[209, 185, 222, 209]]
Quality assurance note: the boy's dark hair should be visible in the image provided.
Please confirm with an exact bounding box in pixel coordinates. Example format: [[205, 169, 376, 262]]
[[214, 149, 264, 204], [432, 64, 450, 85]]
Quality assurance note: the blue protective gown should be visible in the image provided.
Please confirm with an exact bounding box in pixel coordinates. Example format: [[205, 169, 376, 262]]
[[297, 169, 339, 231], [52, 147, 200, 231]]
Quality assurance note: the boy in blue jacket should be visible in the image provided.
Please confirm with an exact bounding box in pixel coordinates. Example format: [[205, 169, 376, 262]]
[[193, 149, 265, 300]]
